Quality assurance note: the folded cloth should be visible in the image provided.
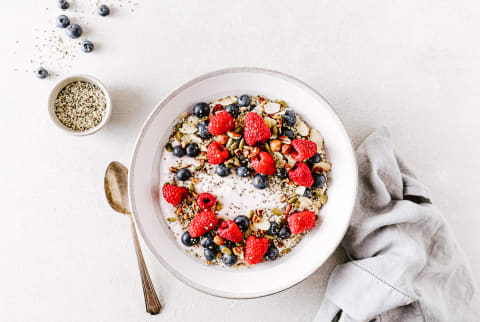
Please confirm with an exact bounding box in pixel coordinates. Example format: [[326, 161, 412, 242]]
[[314, 127, 479, 322]]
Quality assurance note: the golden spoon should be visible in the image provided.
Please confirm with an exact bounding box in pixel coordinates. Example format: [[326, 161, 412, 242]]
[[104, 161, 162, 315]]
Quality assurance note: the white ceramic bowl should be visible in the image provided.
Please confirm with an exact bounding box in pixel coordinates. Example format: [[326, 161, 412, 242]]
[[129, 67, 358, 298], [48, 74, 112, 136]]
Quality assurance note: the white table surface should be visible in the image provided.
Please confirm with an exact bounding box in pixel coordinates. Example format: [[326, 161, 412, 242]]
[[1, 1, 479, 321]]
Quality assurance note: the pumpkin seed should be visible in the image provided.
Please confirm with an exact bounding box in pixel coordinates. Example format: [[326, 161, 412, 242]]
[[221, 246, 232, 255], [165, 143, 173, 152], [265, 142, 272, 154], [277, 100, 288, 108], [194, 165, 203, 171], [288, 196, 298, 204], [272, 114, 283, 120], [239, 138, 245, 150], [320, 194, 328, 205], [248, 210, 255, 219], [295, 201, 301, 208], [230, 142, 238, 151], [167, 217, 176, 222], [216, 201, 223, 211], [226, 138, 233, 149], [265, 235, 276, 240], [189, 183, 195, 192], [272, 126, 278, 137], [234, 127, 243, 133], [199, 117, 209, 122], [175, 131, 183, 142], [233, 157, 240, 167], [281, 249, 291, 255], [271, 208, 282, 216]]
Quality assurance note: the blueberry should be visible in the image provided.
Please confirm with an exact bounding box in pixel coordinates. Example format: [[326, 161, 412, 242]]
[[34, 67, 48, 79], [197, 121, 211, 139], [249, 104, 257, 111], [236, 166, 250, 178], [264, 244, 279, 261], [238, 95, 250, 107], [282, 110, 296, 126], [204, 248, 217, 261], [66, 24, 82, 39], [282, 128, 295, 140], [181, 231, 198, 247], [310, 153, 322, 163], [267, 222, 279, 236], [56, 15, 70, 28], [186, 143, 200, 157], [222, 253, 238, 266], [81, 40, 94, 53], [193, 102, 210, 118], [278, 226, 291, 239], [216, 164, 231, 177], [172, 145, 186, 157], [252, 174, 268, 189], [234, 215, 249, 232], [98, 4, 110, 16], [303, 188, 312, 198], [58, 0, 69, 10], [313, 173, 327, 188], [276, 168, 288, 180], [200, 234, 216, 250], [176, 169, 191, 181], [306, 153, 322, 168], [225, 104, 240, 118]]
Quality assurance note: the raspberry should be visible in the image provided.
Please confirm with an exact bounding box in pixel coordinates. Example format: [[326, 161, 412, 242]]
[[288, 162, 314, 187], [188, 210, 218, 237], [287, 211, 316, 234], [197, 193, 216, 210], [251, 151, 276, 175], [244, 112, 271, 146], [162, 184, 188, 206], [244, 235, 269, 265], [290, 139, 317, 161], [207, 110, 235, 135], [207, 141, 230, 164], [217, 220, 243, 242]]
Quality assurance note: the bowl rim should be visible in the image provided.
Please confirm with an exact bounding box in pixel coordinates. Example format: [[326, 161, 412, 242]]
[[47, 74, 112, 136], [128, 66, 358, 299]]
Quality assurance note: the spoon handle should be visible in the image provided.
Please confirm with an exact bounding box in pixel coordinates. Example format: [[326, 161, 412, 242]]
[[128, 214, 162, 315]]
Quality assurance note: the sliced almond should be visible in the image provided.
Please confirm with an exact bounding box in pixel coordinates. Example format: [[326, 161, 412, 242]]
[[217, 96, 238, 106], [227, 131, 242, 139], [310, 129, 324, 151], [298, 197, 313, 210], [179, 122, 197, 134], [295, 186, 306, 195], [315, 162, 331, 172], [296, 120, 310, 137], [264, 102, 281, 114]]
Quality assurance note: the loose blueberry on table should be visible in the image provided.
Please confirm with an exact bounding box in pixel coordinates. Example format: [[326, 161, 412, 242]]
[[160, 95, 331, 267], [81, 40, 94, 53], [56, 15, 70, 28], [34, 67, 48, 79], [58, 0, 69, 10], [97, 4, 110, 16], [66, 24, 82, 39]]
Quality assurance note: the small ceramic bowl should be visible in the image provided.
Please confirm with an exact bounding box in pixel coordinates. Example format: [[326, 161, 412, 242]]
[[48, 74, 112, 136]]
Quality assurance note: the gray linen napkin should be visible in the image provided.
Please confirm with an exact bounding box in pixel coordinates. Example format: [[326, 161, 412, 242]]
[[314, 127, 479, 322]]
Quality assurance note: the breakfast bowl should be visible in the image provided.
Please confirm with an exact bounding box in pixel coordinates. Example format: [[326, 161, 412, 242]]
[[48, 74, 112, 136], [129, 67, 358, 298]]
